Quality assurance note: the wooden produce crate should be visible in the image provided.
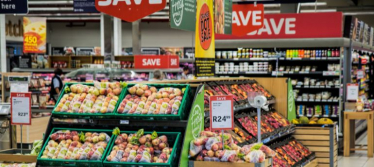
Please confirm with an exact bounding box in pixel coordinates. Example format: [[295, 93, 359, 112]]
[[304, 159, 318, 167], [294, 124, 337, 167]]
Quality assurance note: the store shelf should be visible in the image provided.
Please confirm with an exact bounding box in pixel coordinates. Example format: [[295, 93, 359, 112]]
[[279, 57, 341, 61], [32, 108, 53, 113], [180, 58, 195, 63], [272, 71, 340, 76], [293, 85, 340, 89], [215, 58, 277, 62], [295, 99, 339, 103], [216, 71, 271, 75], [12, 68, 78, 73], [297, 115, 339, 118], [132, 68, 182, 73], [262, 126, 296, 144]]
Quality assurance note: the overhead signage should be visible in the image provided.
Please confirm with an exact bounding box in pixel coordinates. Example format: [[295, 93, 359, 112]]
[[347, 83, 359, 101], [23, 17, 47, 54], [183, 47, 195, 59], [11, 92, 31, 125], [210, 95, 234, 130], [95, 0, 167, 22], [195, 0, 215, 77], [232, 4, 264, 36], [169, 0, 196, 31], [217, 12, 343, 39], [0, 0, 28, 14], [134, 55, 179, 69], [214, 0, 232, 34], [74, 0, 99, 13]]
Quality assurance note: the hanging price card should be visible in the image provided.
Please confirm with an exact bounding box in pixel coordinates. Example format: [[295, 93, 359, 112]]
[[209, 95, 234, 130], [10, 92, 31, 125]]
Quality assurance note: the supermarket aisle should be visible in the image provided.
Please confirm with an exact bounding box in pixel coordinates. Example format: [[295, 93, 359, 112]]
[[338, 132, 373, 167]]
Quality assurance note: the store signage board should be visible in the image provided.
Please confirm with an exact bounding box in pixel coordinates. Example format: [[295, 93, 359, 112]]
[[357, 70, 365, 79], [214, 0, 232, 35], [0, 0, 28, 14], [74, 0, 99, 13], [95, 0, 166, 22], [141, 48, 160, 55], [180, 85, 204, 167], [169, 0, 196, 31], [10, 92, 31, 125], [347, 83, 359, 101], [216, 12, 343, 39], [195, 0, 215, 77], [232, 4, 264, 36], [210, 95, 234, 130], [287, 79, 296, 121], [134, 55, 179, 69], [23, 17, 47, 54], [183, 47, 195, 59]]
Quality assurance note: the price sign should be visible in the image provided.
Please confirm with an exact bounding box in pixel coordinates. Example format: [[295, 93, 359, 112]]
[[209, 95, 234, 130], [357, 70, 365, 79], [10, 92, 31, 125], [347, 83, 359, 101]]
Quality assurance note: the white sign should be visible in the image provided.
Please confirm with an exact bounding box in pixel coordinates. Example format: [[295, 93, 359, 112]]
[[347, 83, 359, 101], [357, 70, 365, 79], [11, 92, 31, 125], [10, 82, 29, 93], [209, 95, 234, 130]]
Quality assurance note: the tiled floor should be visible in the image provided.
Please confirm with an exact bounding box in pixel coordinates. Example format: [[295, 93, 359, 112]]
[[337, 132, 373, 167]]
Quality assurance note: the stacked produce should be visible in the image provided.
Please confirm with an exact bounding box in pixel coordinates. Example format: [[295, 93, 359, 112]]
[[30, 139, 43, 155], [292, 116, 334, 125], [271, 138, 312, 167], [0, 163, 36, 167], [117, 84, 184, 115], [54, 82, 124, 113], [106, 129, 173, 163], [189, 131, 275, 163], [40, 130, 111, 160]]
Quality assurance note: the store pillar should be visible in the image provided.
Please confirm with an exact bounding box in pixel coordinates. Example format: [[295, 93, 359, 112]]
[[100, 14, 113, 59], [0, 15, 6, 72], [113, 17, 122, 56], [132, 20, 141, 55]]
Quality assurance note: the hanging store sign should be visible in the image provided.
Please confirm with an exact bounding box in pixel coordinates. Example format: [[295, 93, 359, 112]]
[[134, 55, 179, 69], [214, 0, 232, 35], [210, 95, 234, 131], [95, 0, 166, 22], [11, 92, 31, 125], [74, 0, 99, 13], [217, 12, 343, 39], [23, 17, 47, 54], [195, 0, 215, 77], [0, 0, 28, 14], [232, 4, 264, 36], [169, 0, 196, 31]]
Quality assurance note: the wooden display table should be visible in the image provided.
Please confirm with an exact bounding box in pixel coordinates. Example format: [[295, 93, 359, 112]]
[[344, 111, 374, 157]]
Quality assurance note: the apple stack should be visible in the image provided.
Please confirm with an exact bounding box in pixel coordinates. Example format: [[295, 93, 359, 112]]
[[40, 130, 111, 160], [54, 82, 123, 114], [117, 84, 184, 115]]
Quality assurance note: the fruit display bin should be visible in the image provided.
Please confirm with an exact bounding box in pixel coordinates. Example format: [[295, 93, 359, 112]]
[[103, 131, 181, 167], [52, 82, 127, 119], [114, 83, 191, 120], [37, 128, 115, 167]]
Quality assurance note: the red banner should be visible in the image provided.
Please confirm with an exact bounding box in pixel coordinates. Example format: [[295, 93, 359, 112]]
[[134, 55, 179, 69], [95, 0, 166, 22], [232, 4, 264, 36], [217, 12, 343, 39]]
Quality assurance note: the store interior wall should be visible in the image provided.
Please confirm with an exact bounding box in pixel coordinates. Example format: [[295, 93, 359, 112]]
[[47, 22, 195, 49]]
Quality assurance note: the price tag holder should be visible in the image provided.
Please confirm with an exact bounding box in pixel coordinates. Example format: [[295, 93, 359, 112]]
[[210, 95, 234, 131], [11, 92, 31, 125], [120, 120, 129, 124]]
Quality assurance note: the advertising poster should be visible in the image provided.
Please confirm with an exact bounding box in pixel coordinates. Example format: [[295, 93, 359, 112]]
[[195, 0, 215, 77], [214, 0, 232, 34], [169, 0, 196, 31], [160, 47, 184, 58], [23, 17, 47, 54]]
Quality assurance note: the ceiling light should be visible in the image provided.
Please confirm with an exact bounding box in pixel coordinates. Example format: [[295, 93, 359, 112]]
[[300, 9, 337, 13], [29, 7, 74, 11]]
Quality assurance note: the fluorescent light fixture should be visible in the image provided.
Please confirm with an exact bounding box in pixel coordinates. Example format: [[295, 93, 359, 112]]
[[29, 7, 74, 11], [47, 17, 100, 20], [300, 2, 327, 6], [300, 9, 337, 13], [344, 12, 374, 15], [28, 1, 73, 5], [264, 10, 280, 14]]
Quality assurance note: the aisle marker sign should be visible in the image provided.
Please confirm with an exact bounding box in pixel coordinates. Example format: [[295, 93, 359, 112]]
[[232, 4, 264, 36], [10, 92, 31, 125], [95, 0, 166, 22], [210, 95, 234, 130]]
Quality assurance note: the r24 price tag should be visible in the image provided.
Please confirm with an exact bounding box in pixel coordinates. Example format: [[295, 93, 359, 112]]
[[209, 95, 234, 131]]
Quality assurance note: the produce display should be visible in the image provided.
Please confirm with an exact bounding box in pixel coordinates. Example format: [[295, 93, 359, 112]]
[[270, 138, 312, 167], [292, 116, 334, 125], [106, 129, 174, 163], [54, 82, 124, 114], [117, 84, 184, 115], [40, 130, 111, 160], [0, 163, 36, 167], [189, 131, 275, 163], [31, 139, 43, 155]]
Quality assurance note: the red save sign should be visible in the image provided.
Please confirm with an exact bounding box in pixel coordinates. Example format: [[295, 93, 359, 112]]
[[95, 0, 166, 22], [210, 95, 234, 131], [134, 55, 179, 69], [11, 92, 31, 125], [232, 4, 264, 36]]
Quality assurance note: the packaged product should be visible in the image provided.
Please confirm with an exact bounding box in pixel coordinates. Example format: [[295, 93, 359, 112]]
[[323, 105, 331, 115], [314, 105, 322, 116], [306, 107, 313, 116], [297, 105, 305, 116]]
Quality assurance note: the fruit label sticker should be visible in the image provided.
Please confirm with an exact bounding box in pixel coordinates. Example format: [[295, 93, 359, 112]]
[[210, 95, 234, 130], [10, 92, 31, 125]]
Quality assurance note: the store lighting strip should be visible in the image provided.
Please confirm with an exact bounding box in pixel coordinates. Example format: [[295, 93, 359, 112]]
[[300, 9, 337, 13], [28, 7, 74, 11], [344, 12, 374, 15], [28, 1, 73, 5]]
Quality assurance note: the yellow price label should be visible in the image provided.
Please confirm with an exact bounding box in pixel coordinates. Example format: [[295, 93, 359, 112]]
[[24, 35, 37, 44]]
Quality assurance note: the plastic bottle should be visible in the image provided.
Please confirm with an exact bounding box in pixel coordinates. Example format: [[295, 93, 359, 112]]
[[328, 49, 331, 57]]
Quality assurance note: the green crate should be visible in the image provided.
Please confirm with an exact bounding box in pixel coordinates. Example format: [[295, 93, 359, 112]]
[[114, 84, 191, 120], [52, 82, 127, 119], [37, 128, 115, 167], [103, 131, 181, 167]]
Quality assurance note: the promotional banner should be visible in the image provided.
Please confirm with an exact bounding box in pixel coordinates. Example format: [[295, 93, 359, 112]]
[[134, 55, 179, 69], [95, 0, 166, 22], [217, 12, 343, 39], [74, 0, 99, 13], [195, 0, 215, 77], [214, 0, 232, 34], [169, 0, 196, 31], [0, 0, 28, 14], [23, 17, 47, 54], [287, 79, 296, 121], [180, 85, 204, 167], [232, 4, 264, 36]]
